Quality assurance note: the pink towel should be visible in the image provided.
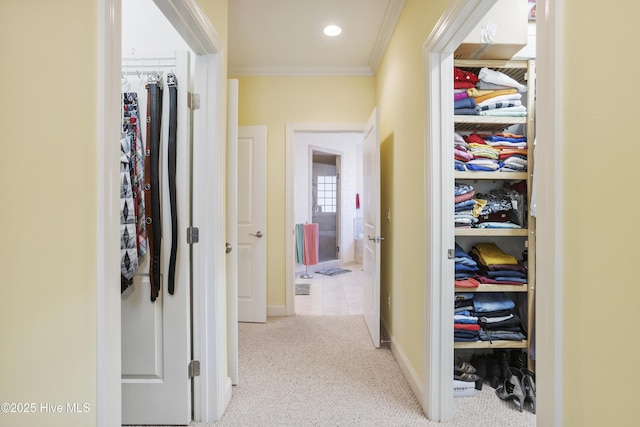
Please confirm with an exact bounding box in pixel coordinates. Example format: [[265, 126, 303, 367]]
[[303, 223, 319, 266]]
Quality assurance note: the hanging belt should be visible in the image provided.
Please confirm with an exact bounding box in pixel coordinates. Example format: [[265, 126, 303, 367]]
[[167, 73, 178, 295], [144, 72, 163, 302]]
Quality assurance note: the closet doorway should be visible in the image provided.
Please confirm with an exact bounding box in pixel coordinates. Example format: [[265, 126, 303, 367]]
[[100, 0, 230, 424]]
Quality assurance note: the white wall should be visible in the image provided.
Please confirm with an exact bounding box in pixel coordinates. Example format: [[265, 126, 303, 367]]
[[123, 0, 190, 56], [294, 132, 363, 264]]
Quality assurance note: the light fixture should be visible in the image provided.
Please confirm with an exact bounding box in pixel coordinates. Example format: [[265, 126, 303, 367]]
[[323, 25, 342, 37]]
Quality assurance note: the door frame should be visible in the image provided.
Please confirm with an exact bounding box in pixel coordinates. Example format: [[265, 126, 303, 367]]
[[309, 147, 343, 264], [422, 0, 563, 424], [96, 0, 229, 425], [285, 122, 364, 316]]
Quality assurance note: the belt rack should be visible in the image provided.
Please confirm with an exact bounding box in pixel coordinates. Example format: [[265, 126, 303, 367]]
[[121, 56, 177, 78]]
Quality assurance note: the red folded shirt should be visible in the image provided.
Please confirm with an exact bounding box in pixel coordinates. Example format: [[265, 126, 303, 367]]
[[454, 277, 480, 288], [454, 323, 481, 331]]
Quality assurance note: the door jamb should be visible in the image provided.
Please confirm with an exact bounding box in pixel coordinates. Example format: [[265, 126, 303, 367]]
[[309, 147, 343, 264], [96, 0, 228, 424]]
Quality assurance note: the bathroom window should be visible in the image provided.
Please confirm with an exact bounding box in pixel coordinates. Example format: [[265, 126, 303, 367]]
[[317, 176, 337, 213]]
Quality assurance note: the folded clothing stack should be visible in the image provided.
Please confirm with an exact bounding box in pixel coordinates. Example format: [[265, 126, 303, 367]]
[[454, 67, 528, 116], [454, 132, 528, 173]]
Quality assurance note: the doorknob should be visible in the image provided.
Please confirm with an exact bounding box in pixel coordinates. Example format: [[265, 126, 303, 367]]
[[249, 231, 263, 238]]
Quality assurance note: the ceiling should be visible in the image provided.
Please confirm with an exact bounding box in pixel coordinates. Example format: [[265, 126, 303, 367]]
[[228, 0, 406, 76]]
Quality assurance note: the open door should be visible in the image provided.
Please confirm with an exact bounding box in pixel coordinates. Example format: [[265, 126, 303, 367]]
[[226, 79, 239, 384], [237, 126, 267, 323], [121, 50, 193, 425], [363, 108, 382, 348]]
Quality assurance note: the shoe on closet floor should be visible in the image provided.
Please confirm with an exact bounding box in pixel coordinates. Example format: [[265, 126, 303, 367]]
[[495, 367, 525, 412], [494, 349, 511, 383], [485, 354, 502, 389], [510, 350, 527, 369], [454, 357, 476, 374], [469, 354, 487, 390], [521, 368, 536, 414]]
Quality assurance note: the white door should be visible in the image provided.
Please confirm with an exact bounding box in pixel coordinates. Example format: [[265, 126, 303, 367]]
[[237, 126, 267, 323], [363, 108, 381, 348], [121, 51, 193, 425], [226, 79, 239, 384]]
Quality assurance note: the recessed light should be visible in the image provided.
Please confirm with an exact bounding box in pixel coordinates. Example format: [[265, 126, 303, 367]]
[[323, 25, 342, 37]]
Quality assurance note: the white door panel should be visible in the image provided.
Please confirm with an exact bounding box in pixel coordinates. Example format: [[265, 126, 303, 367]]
[[226, 79, 239, 385], [237, 126, 267, 323], [363, 108, 381, 348], [122, 50, 192, 425]]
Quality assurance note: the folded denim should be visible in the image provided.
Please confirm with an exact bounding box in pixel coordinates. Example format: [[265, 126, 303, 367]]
[[472, 292, 515, 312]]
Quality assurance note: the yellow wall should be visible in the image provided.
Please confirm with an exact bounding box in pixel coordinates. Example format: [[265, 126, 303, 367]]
[[562, 1, 640, 425], [0, 1, 97, 425], [234, 76, 375, 306], [375, 0, 449, 382]]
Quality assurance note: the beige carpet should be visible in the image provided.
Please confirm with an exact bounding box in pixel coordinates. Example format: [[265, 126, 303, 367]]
[[196, 315, 536, 427]]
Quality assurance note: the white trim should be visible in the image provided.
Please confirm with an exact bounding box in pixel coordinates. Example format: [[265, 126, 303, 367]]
[[229, 65, 374, 77], [98, 0, 228, 423], [368, 0, 406, 73], [381, 319, 423, 408], [152, 0, 224, 54], [267, 305, 287, 317], [97, 0, 121, 425], [535, 0, 563, 425], [192, 52, 231, 422], [285, 123, 366, 317], [422, 0, 497, 422], [226, 79, 239, 385]]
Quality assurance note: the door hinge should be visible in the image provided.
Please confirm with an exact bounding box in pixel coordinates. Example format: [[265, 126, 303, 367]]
[[447, 249, 455, 259], [188, 92, 200, 110], [336, 246, 340, 253], [188, 360, 200, 379], [187, 227, 199, 244]]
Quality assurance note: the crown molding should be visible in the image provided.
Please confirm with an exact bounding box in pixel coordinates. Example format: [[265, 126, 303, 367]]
[[228, 65, 374, 77], [368, 0, 406, 73]]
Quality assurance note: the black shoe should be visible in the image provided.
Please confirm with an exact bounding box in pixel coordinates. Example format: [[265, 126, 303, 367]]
[[485, 354, 501, 389], [510, 351, 527, 369], [470, 354, 486, 390], [494, 349, 511, 383]]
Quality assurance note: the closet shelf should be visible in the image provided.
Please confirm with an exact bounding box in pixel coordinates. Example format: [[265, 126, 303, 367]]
[[455, 228, 528, 237], [453, 116, 527, 133], [454, 340, 528, 350], [454, 171, 528, 180], [455, 284, 528, 293]]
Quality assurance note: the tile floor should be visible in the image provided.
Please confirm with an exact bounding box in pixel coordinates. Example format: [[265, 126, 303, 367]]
[[294, 263, 364, 315]]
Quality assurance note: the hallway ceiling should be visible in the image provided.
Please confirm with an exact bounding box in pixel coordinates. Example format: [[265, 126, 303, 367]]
[[228, 0, 406, 76]]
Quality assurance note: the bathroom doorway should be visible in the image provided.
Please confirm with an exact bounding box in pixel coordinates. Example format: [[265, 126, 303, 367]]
[[311, 150, 341, 263], [293, 131, 364, 277]]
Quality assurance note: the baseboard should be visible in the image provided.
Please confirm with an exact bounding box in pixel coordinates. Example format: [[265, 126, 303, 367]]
[[267, 305, 287, 317], [381, 319, 424, 408]]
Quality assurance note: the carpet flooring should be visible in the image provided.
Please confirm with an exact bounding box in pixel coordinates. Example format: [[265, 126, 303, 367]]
[[198, 315, 536, 427], [130, 314, 535, 426]]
